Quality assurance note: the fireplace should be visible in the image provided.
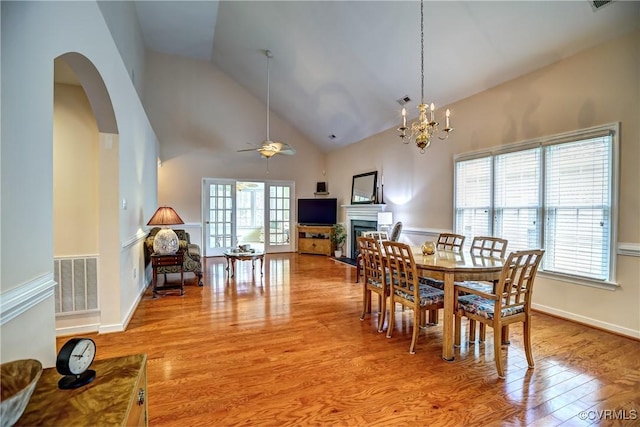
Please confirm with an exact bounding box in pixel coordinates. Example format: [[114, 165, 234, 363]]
[[351, 220, 377, 261], [342, 204, 387, 258]]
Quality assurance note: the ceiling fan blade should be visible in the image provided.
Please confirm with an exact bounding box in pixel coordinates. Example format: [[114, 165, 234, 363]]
[[277, 147, 296, 155], [237, 148, 259, 152]]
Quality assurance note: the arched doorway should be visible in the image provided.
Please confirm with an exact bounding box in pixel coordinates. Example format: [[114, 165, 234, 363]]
[[52, 53, 119, 334]]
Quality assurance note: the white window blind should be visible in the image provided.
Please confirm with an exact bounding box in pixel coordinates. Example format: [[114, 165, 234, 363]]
[[455, 157, 492, 242], [544, 136, 611, 280], [454, 124, 617, 284], [494, 149, 540, 251]]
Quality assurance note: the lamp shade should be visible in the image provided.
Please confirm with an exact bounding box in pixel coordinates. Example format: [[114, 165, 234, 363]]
[[147, 206, 184, 226], [377, 212, 393, 226], [147, 207, 184, 255]]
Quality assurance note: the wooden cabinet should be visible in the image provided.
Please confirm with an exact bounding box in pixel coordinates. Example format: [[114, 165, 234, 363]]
[[17, 354, 148, 426], [297, 225, 334, 256]]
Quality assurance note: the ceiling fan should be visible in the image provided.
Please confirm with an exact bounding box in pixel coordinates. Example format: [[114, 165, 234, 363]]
[[238, 50, 296, 158]]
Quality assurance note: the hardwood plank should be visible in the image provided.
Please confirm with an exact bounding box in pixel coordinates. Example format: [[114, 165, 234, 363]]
[[56, 254, 640, 426]]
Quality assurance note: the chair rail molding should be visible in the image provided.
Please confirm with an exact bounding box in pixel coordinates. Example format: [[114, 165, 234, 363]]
[[0, 273, 56, 325], [618, 242, 640, 257]]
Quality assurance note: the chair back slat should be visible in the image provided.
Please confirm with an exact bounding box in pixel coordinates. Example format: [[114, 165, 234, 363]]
[[382, 241, 419, 301], [470, 236, 508, 258], [437, 233, 466, 251], [494, 249, 545, 315], [362, 231, 388, 241], [358, 237, 386, 286]]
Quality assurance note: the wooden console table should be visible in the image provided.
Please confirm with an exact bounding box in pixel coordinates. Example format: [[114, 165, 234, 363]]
[[151, 251, 184, 297], [17, 354, 148, 426]]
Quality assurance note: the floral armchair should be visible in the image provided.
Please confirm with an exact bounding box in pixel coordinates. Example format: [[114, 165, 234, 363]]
[[145, 227, 203, 286]]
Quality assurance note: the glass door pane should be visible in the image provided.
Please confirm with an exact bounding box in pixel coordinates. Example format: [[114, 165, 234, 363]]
[[203, 179, 235, 257], [265, 181, 294, 253]]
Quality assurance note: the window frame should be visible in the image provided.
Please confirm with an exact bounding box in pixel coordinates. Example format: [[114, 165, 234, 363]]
[[454, 123, 620, 289]]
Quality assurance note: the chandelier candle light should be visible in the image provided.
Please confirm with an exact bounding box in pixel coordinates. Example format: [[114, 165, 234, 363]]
[[147, 206, 185, 255], [398, 0, 454, 153]]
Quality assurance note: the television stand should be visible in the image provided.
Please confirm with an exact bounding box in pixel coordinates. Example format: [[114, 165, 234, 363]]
[[297, 225, 334, 256]]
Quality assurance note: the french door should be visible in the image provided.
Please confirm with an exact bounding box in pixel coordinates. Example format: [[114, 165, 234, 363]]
[[264, 182, 294, 253], [203, 179, 294, 256], [203, 179, 236, 257]]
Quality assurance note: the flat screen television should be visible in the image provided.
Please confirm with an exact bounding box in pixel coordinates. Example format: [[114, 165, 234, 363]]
[[297, 198, 337, 226]]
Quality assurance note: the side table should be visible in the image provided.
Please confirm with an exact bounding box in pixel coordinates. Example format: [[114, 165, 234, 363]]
[[223, 250, 265, 278], [151, 251, 184, 297]]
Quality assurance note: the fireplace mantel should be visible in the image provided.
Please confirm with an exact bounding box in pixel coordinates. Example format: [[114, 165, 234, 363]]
[[342, 204, 387, 258]]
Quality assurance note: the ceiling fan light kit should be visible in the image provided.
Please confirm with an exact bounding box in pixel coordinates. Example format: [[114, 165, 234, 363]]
[[238, 49, 295, 159]]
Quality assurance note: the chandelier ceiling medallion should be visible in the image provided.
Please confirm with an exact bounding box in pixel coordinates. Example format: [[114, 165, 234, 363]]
[[398, 0, 454, 153]]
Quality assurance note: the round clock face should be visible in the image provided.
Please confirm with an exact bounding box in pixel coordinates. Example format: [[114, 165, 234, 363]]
[[56, 338, 96, 376]]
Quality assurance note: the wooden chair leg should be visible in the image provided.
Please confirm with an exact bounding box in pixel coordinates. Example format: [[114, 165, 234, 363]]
[[469, 320, 477, 343], [494, 324, 505, 379], [377, 294, 385, 332], [360, 288, 370, 321], [386, 299, 396, 338], [501, 325, 510, 344], [428, 309, 438, 324], [524, 318, 534, 368], [454, 314, 461, 346], [409, 310, 420, 354], [479, 323, 486, 342]]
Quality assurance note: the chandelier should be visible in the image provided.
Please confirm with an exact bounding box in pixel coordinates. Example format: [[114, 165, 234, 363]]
[[398, 0, 454, 153]]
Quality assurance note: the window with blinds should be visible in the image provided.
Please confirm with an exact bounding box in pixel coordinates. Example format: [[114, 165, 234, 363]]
[[455, 157, 492, 241], [454, 124, 618, 284]]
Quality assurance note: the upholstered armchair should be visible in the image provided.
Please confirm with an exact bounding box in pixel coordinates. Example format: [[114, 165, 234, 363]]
[[145, 227, 203, 286]]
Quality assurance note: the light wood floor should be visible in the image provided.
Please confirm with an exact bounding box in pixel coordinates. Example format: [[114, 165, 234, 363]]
[[58, 253, 640, 426]]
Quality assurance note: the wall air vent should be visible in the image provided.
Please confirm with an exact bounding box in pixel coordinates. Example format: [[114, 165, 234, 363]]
[[397, 95, 411, 106], [590, 0, 613, 11]]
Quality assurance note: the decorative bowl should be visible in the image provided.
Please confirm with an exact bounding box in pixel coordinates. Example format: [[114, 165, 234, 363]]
[[421, 241, 436, 255], [0, 359, 42, 427]]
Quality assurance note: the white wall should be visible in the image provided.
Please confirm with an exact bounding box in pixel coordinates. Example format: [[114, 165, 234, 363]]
[[97, 1, 147, 100], [142, 51, 327, 227], [1, 1, 158, 365], [327, 31, 640, 338]]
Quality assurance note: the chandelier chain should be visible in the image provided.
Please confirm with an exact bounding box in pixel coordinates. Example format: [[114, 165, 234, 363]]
[[397, 0, 455, 151], [420, 0, 424, 104]]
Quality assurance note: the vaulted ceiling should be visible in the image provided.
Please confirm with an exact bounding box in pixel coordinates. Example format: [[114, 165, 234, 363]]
[[134, 1, 639, 152]]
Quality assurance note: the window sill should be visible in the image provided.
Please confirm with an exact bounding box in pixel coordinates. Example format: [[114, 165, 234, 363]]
[[538, 271, 619, 291]]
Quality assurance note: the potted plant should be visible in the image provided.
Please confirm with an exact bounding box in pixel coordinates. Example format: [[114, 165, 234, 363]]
[[332, 223, 347, 258]]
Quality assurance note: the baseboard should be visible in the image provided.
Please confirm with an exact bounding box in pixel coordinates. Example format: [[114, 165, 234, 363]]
[[98, 279, 148, 334], [56, 323, 100, 337], [532, 303, 640, 340]]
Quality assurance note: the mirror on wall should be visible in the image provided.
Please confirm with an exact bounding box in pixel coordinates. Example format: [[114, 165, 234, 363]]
[[351, 171, 378, 204]]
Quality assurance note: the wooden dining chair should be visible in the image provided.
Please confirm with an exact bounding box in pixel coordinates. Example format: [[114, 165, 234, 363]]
[[420, 232, 467, 290], [355, 231, 388, 283], [358, 237, 389, 332], [383, 241, 444, 354], [469, 236, 508, 258], [454, 249, 544, 379], [436, 233, 466, 252], [462, 236, 509, 341]]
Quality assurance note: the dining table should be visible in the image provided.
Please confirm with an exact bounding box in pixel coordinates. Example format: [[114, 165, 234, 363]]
[[410, 247, 505, 361]]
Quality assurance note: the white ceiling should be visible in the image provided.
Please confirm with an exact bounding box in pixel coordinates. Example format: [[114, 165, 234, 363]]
[[132, 0, 639, 152]]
